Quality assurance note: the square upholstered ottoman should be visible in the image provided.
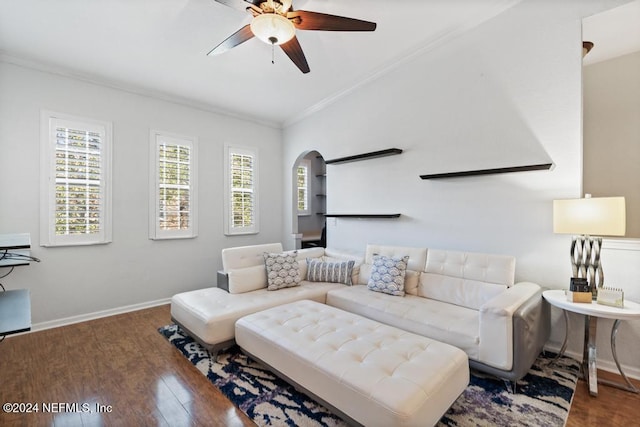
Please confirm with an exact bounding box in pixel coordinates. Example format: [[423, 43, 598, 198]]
[[235, 300, 469, 427]]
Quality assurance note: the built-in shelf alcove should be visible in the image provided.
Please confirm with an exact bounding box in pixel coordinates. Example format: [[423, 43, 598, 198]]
[[294, 150, 327, 249]]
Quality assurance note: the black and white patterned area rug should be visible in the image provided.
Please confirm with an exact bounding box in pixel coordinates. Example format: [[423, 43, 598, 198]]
[[159, 324, 579, 427]]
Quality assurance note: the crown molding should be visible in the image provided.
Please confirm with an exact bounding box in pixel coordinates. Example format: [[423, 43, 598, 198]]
[[0, 52, 282, 130], [283, 0, 522, 128], [1, 0, 521, 132]]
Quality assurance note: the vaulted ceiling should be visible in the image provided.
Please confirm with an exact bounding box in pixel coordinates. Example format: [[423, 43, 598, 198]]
[[1, 0, 527, 126], [582, 0, 640, 66]]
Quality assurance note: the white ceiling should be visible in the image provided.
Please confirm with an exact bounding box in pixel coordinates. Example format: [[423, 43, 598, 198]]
[[0, 0, 522, 127], [582, 0, 640, 65]]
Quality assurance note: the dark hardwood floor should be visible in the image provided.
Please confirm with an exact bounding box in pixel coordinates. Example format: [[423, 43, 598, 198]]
[[0, 305, 253, 427], [0, 305, 638, 426], [567, 369, 640, 427]]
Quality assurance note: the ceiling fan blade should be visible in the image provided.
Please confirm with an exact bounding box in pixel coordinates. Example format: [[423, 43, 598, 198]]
[[207, 24, 254, 56], [280, 36, 310, 74], [213, 0, 261, 12], [287, 10, 376, 31]]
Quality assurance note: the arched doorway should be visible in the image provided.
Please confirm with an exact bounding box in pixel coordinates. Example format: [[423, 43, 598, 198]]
[[292, 150, 326, 249]]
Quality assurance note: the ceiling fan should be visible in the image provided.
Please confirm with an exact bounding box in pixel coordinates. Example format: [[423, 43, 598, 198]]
[[208, 0, 377, 73]]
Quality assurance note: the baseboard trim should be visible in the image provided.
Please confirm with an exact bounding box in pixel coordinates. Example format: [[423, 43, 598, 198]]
[[544, 343, 640, 381], [28, 298, 171, 333]]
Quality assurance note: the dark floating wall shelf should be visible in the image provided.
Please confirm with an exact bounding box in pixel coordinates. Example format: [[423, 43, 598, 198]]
[[420, 163, 553, 180], [325, 148, 403, 165], [324, 214, 401, 219]]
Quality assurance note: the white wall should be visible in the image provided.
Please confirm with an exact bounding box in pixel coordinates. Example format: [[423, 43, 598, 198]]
[[283, 0, 640, 378], [584, 51, 640, 237], [0, 62, 283, 326], [581, 52, 640, 374]]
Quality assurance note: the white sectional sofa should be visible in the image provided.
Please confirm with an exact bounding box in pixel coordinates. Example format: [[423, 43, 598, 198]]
[[170, 242, 549, 383], [326, 244, 549, 382], [170, 243, 363, 353]]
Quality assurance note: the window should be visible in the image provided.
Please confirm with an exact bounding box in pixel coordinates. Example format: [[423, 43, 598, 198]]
[[40, 111, 112, 246], [297, 159, 310, 215], [224, 144, 258, 235], [149, 130, 198, 240]]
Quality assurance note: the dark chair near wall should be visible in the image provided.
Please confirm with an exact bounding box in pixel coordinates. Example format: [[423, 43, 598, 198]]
[[303, 225, 326, 249]]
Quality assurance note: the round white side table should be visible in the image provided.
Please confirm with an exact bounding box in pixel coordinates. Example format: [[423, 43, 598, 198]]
[[543, 289, 640, 396]]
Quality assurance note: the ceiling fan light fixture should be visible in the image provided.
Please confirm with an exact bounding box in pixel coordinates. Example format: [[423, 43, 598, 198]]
[[250, 13, 295, 45]]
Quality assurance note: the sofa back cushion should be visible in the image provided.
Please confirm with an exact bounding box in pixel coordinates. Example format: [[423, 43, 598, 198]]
[[224, 244, 325, 294], [296, 247, 325, 278], [316, 248, 363, 284], [223, 243, 283, 294], [227, 265, 268, 294], [222, 243, 283, 271], [358, 244, 427, 295], [418, 249, 515, 310], [323, 248, 364, 264]]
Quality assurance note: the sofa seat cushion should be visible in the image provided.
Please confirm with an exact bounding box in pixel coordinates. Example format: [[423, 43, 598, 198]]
[[170, 281, 344, 347], [326, 286, 480, 360]]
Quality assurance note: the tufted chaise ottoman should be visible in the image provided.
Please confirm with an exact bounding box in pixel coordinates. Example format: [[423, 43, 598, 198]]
[[235, 300, 469, 427]]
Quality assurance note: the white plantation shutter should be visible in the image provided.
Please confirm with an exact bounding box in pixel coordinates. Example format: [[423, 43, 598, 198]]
[[55, 127, 102, 234], [149, 131, 198, 239], [224, 145, 259, 235], [40, 112, 112, 247], [230, 153, 254, 227], [297, 159, 310, 215]]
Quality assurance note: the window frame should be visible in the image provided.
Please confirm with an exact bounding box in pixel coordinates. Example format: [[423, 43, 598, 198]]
[[297, 159, 310, 216], [224, 144, 259, 236], [40, 110, 113, 247], [149, 130, 199, 240]]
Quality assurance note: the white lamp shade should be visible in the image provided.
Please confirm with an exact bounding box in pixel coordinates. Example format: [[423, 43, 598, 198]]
[[553, 196, 626, 236], [250, 13, 295, 45]]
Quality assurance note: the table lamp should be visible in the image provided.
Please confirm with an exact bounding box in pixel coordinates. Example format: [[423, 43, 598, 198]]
[[553, 195, 626, 297]]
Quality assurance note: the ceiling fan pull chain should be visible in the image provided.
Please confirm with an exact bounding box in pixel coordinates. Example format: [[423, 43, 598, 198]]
[[271, 41, 275, 65]]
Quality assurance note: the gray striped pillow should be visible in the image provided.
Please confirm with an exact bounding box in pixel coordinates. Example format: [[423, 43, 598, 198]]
[[306, 258, 355, 285]]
